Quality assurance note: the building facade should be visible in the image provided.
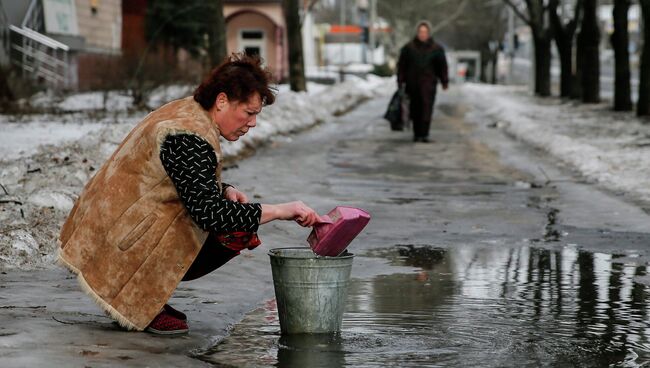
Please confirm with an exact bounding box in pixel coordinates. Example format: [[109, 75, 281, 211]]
[[224, 0, 288, 81], [1, 0, 305, 88], [0, 0, 121, 89]]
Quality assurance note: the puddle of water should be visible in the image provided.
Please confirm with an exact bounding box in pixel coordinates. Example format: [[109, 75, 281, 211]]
[[199, 245, 650, 367]]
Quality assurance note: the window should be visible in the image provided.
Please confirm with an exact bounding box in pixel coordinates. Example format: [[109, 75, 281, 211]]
[[241, 30, 263, 40], [239, 29, 265, 61], [244, 47, 261, 57]]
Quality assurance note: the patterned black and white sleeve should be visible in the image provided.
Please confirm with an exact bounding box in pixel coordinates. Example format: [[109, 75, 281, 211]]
[[159, 133, 262, 233]]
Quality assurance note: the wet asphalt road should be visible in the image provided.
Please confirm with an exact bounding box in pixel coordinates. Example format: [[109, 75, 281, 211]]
[[2, 86, 650, 367], [205, 87, 650, 367]]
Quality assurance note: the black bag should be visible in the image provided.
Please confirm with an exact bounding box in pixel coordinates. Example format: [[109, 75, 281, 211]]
[[384, 90, 408, 131]]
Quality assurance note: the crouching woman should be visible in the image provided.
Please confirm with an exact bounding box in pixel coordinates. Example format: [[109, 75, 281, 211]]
[[57, 54, 320, 335]]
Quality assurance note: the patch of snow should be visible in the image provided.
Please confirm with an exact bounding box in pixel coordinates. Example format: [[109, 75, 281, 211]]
[[514, 181, 532, 189], [57, 91, 132, 112], [462, 82, 650, 205], [147, 85, 195, 109], [342, 63, 375, 73], [10, 230, 38, 255], [276, 82, 330, 95], [27, 191, 74, 212], [0, 121, 106, 162]]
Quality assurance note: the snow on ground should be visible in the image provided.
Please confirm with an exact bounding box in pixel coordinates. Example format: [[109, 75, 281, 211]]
[[30, 90, 133, 112], [0, 121, 106, 161], [275, 81, 329, 95], [0, 76, 393, 269], [461, 83, 650, 206]]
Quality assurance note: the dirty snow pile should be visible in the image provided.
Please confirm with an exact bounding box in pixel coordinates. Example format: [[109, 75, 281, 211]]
[[462, 83, 650, 205], [0, 76, 392, 269]]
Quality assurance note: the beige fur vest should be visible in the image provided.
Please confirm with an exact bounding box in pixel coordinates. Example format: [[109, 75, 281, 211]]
[[58, 96, 223, 330]]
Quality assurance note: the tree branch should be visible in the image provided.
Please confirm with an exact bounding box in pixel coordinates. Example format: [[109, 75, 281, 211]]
[[503, 0, 532, 26], [431, 0, 470, 33], [306, 0, 319, 13], [549, 0, 563, 33]]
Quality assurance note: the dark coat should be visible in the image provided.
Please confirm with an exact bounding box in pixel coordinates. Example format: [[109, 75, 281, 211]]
[[397, 37, 449, 135], [397, 37, 449, 94]]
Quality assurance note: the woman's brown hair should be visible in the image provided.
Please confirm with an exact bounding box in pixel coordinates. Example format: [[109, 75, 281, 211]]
[[194, 53, 276, 110]]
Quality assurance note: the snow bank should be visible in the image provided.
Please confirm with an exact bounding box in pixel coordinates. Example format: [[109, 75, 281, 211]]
[[0, 121, 107, 161], [461, 83, 650, 205], [31, 90, 133, 112], [0, 76, 392, 269], [220, 75, 389, 157]]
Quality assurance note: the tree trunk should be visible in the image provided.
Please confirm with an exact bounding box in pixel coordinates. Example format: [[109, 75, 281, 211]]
[[283, 0, 307, 92], [611, 0, 632, 111], [207, 0, 228, 67], [491, 48, 499, 84], [578, 0, 600, 103], [479, 48, 489, 83], [0, 67, 14, 106], [549, 0, 579, 98], [638, 0, 650, 116], [505, 0, 553, 96], [572, 32, 584, 99], [556, 41, 573, 98], [533, 33, 552, 97]]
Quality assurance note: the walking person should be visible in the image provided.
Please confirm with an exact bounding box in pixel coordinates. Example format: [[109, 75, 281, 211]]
[[58, 53, 321, 335], [397, 20, 449, 143]]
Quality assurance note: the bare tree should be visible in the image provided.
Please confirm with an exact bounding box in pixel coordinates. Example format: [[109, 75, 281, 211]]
[[374, 0, 505, 85], [376, 0, 475, 56], [549, 0, 582, 98], [504, 0, 553, 96], [611, 0, 633, 111], [638, 0, 650, 116], [430, 0, 469, 34], [207, 0, 228, 67], [577, 0, 600, 103], [284, 0, 307, 91], [442, 1, 507, 84]]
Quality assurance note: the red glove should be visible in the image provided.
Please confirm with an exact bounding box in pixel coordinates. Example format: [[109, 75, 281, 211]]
[[215, 232, 261, 253]]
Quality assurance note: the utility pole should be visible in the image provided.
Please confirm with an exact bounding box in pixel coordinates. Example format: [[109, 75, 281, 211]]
[[507, 5, 515, 84], [339, 0, 346, 81], [368, 0, 376, 65], [358, 0, 368, 64]]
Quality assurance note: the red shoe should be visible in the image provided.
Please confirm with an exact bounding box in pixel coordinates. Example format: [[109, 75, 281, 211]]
[[146, 309, 189, 335], [163, 304, 187, 321]]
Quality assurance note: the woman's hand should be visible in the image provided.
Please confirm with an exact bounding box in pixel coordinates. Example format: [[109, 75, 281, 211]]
[[261, 201, 320, 227], [224, 186, 248, 203]]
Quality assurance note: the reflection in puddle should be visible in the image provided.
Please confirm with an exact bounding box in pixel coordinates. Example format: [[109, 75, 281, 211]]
[[199, 245, 650, 367]]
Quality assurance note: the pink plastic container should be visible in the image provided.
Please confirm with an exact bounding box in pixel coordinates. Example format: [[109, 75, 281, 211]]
[[307, 206, 371, 257]]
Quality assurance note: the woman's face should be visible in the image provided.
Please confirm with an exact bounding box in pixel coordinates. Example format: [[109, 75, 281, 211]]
[[214, 92, 262, 141], [417, 25, 430, 42]]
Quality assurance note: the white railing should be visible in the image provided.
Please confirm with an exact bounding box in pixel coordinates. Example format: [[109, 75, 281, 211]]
[[9, 25, 69, 85], [9, 0, 70, 88]]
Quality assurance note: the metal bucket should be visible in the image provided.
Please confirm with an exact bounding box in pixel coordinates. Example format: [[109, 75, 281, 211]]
[[269, 247, 354, 334]]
